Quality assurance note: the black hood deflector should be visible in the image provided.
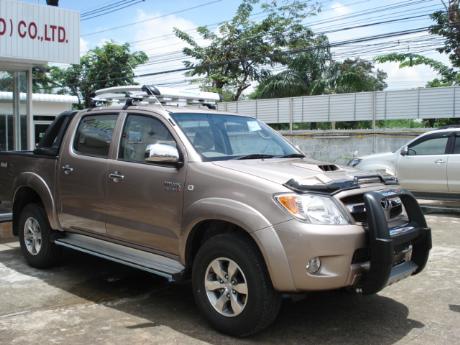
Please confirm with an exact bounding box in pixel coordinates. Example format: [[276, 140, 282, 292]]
[[284, 174, 399, 195]]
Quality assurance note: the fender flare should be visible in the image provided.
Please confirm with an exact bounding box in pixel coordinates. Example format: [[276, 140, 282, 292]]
[[180, 198, 295, 291], [12, 172, 60, 231]]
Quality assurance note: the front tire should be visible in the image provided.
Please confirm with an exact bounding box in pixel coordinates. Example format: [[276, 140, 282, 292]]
[[192, 233, 281, 337], [18, 203, 60, 268]]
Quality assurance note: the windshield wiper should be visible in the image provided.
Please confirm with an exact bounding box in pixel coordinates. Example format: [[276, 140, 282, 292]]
[[233, 154, 275, 160], [276, 153, 305, 158]]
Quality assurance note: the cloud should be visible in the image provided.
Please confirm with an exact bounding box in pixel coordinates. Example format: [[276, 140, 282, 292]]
[[330, 2, 351, 16], [80, 37, 89, 56], [130, 10, 204, 89]]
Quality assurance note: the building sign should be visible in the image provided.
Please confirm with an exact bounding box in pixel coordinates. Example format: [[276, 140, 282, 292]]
[[0, 0, 79, 64]]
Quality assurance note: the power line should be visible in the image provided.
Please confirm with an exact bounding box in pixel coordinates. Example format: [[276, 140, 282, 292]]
[[87, 27, 433, 85], [126, 0, 436, 47], [81, 0, 223, 37], [135, 11, 442, 67], [81, 0, 145, 21]]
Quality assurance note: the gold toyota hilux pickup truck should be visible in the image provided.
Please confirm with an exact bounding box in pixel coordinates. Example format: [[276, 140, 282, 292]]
[[0, 85, 431, 337]]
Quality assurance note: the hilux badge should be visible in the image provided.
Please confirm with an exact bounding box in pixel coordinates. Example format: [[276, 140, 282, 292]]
[[163, 181, 182, 192]]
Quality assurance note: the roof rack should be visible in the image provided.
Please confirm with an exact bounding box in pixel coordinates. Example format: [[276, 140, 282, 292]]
[[92, 85, 221, 109]]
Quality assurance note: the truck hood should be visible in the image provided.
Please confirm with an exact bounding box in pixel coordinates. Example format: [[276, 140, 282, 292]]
[[212, 158, 378, 188]]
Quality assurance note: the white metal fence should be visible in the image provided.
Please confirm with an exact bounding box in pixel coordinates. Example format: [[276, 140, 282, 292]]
[[217, 86, 460, 124]]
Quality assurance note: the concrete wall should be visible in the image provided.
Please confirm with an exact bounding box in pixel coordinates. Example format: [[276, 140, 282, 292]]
[[281, 128, 430, 164]]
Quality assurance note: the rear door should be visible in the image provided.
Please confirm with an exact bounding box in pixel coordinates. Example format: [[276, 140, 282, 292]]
[[105, 112, 186, 255], [396, 132, 450, 193], [58, 112, 119, 234], [447, 133, 460, 192]]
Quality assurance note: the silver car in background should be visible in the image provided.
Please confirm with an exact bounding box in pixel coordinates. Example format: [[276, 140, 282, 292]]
[[349, 127, 460, 199]]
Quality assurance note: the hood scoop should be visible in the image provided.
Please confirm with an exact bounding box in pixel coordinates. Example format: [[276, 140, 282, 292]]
[[318, 164, 340, 172]]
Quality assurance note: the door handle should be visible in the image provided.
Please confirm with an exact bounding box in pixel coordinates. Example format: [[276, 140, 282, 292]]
[[108, 171, 125, 182], [434, 159, 446, 164], [62, 164, 74, 175]]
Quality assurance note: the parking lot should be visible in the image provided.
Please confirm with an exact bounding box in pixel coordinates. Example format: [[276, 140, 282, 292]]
[[0, 214, 459, 345]]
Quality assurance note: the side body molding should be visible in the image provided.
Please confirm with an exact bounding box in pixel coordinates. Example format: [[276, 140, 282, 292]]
[[180, 198, 295, 291], [13, 172, 61, 231]]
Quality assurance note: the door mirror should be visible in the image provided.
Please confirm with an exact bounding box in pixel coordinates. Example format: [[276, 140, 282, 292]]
[[145, 143, 181, 165], [400, 146, 409, 156]]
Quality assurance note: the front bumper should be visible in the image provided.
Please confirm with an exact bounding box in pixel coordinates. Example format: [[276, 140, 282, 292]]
[[270, 188, 431, 293]]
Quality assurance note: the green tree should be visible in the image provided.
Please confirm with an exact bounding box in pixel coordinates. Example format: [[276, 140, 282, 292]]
[[250, 35, 332, 98], [252, 54, 387, 99], [375, 53, 458, 87], [55, 41, 148, 108], [430, 3, 460, 68], [328, 58, 387, 93], [174, 0, 320, 101], [375, 4, 460, 87]]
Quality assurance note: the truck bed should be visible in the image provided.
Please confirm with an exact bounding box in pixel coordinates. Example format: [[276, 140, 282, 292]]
[[0, 151, 58, 208]]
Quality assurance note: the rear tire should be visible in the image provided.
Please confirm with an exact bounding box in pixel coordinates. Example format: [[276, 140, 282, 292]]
[[192, 233, 281, 337], [18, 203, 60, 268]]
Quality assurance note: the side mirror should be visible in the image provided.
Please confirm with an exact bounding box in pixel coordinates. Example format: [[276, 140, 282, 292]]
[[145, 143, 181, 166], [400, 146, 409, 156]]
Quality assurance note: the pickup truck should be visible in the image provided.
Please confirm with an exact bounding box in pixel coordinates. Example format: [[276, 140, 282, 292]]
[[0, 86, 431, 337]]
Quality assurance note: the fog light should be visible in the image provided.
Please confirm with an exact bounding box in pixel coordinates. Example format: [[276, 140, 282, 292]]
[[306, 257, 321, 274]]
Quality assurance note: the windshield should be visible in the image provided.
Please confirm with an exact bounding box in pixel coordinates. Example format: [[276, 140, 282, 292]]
[[171, 113, 301, 161]]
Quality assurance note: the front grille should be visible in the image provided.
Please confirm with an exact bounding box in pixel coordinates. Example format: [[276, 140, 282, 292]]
[[340, 193, 406, 225]]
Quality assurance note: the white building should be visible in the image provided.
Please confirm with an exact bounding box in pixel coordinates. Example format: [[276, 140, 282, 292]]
[[0, 0, 79, 150], [0, 92, 78, 150]]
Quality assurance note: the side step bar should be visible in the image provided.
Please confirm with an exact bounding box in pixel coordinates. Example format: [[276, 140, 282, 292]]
[[55, 233, 185, 282]]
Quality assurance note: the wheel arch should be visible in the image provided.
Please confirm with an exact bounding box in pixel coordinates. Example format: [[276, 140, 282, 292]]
[[180, 198, 296, 291], [12, 172, 59, 236]]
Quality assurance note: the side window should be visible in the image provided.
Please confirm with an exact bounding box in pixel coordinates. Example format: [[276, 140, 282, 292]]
[[119, 114, 176, 163], [454, 135, 460, 154], [408, 136, 449, 156], [73, 114, 118, 158]]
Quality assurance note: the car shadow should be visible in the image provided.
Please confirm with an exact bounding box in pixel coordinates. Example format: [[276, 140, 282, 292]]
[[0, 246, 425, 344]]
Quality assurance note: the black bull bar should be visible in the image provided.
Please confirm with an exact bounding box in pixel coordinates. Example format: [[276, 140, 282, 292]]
[[358, 188, 432, 295]]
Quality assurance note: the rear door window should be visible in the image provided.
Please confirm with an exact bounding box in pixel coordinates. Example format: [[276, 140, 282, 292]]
[[454, 134, 460, 154], [73, 114, 118, 158]]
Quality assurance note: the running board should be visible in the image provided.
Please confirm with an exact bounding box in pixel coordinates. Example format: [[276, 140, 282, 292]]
[[55, 233, 185, 282]]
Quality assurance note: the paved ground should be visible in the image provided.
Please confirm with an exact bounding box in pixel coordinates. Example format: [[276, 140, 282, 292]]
[[0, 215, 459, 345]]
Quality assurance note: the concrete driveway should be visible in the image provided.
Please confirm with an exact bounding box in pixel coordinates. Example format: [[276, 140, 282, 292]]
[[0, 214, 459, 345]]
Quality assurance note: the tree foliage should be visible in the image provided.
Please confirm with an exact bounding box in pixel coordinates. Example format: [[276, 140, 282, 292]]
[[252, 53, 387, 99], [375, 53, 458, 87], [51, 41, 147, 108], [174, 0, 320, 101], [430, 4, 460, 68], [250, 35, 332, 98], [376, 4, 460, 88]]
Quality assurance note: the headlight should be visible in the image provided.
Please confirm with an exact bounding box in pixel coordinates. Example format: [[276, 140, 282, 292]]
[[274, 193, 350, 225], [348, 158, 362, 167]]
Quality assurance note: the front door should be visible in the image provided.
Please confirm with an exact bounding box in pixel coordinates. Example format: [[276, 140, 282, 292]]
[[397, 132, 450, 193], [447, 133, 460, 193], [105, 113, 186, 255], [58, 113, 119, 234]]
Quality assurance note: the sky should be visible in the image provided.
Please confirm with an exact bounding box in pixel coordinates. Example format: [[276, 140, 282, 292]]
[[26, 0, 452, 93]]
